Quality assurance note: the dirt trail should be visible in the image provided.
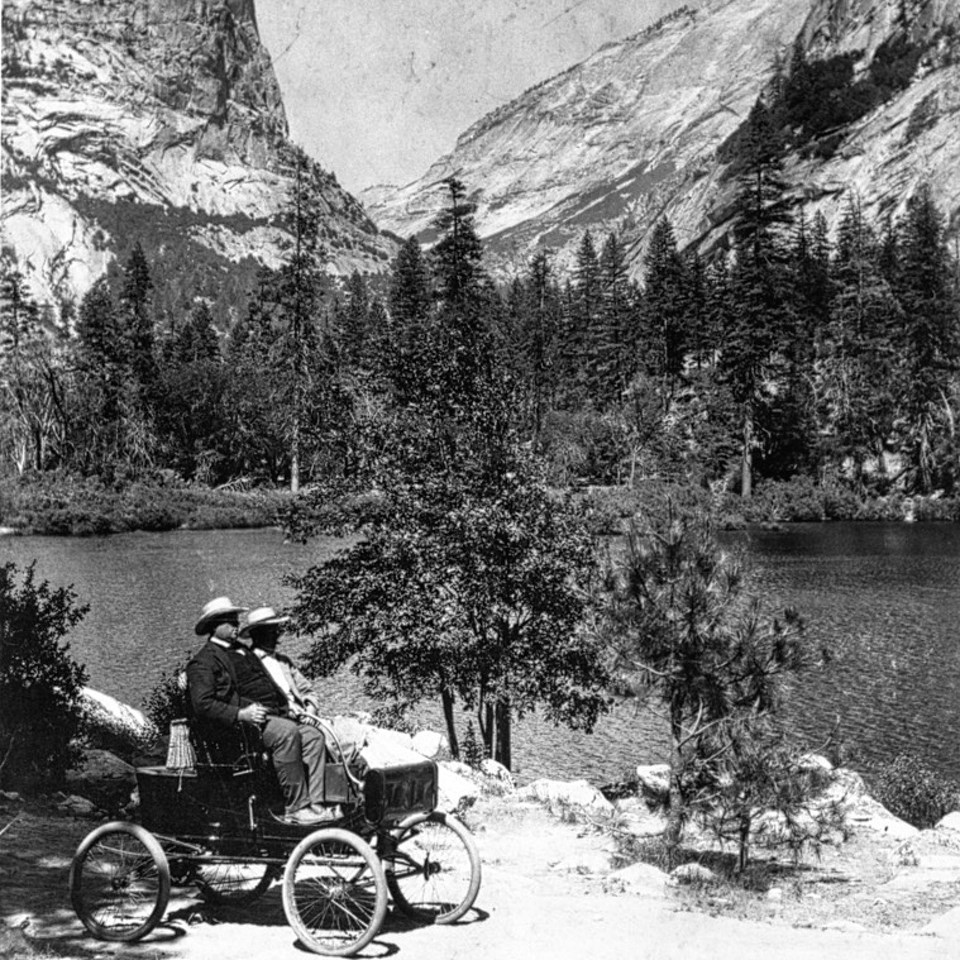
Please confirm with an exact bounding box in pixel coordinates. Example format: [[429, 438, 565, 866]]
[[2, 797, 959, 960]]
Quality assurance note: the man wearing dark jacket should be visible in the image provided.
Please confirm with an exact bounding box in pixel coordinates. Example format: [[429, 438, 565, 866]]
[[186, 596, 333, 826]]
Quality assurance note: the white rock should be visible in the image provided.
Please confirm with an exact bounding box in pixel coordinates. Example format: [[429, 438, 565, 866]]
[[847, 795, 919, 840], [57, 795, 98, 816], [436, 763, 480, 812], [520, 778, 613, 814], [443, 760, 477, 779], [937, 811, 960, 833], [411, 730, 447, 759], [480, 758, 515, 789], [798, 753, 834, 774], [80, 687, 159, 747], [603, 862, 668, 897], [636, 764, 671, 800], [668, 863, 717, 885], [614, 799, 667, 838]]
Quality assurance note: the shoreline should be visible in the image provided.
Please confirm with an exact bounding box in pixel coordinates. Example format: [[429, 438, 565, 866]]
[[2, 476, 957, 538]]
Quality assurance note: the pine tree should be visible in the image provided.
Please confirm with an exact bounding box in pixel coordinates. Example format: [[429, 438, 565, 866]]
[[118, 241, 156, 391], [642, 218, 688, 405], [430, 177, 485, 310], [275, 145, 330, 492], [568, 231, 602, 405], [722, 97, 796, 497], [596, 233, 635, 407], [893, 184, 960, 492]]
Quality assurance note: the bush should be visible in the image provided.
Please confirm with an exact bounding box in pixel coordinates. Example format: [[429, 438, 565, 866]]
[[0, 562, 89, 790], [142, 652, 192, 732], [870, 755, 960, 829]]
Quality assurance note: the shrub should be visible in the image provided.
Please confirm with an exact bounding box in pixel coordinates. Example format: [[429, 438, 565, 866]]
[[142, 652, 192, 732], [870, 755, 960, 829], [461, 720, 487, 770], [0, 562, 89, 790]]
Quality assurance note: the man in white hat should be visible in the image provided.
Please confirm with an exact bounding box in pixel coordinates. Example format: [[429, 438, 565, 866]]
[[186, 597, 333, 826], [240, 607, 320, 723]]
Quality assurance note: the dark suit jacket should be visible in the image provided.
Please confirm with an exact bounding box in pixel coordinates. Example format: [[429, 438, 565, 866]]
[[187, 640, 294, 763], [187, 640, 244, 729]]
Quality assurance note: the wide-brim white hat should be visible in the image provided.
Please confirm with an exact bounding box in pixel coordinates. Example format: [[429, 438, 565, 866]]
[[195, 596, 248, 635], [239, 606, 291, 638]]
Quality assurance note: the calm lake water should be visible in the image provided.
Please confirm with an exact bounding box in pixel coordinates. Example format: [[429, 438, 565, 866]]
[[3, 522, 959, 785]]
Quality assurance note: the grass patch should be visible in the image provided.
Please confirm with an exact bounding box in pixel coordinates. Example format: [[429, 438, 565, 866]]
[[0, 474, 294, 535]]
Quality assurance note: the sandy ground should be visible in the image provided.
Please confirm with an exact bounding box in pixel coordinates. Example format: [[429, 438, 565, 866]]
[[2, 795, 960, 960]]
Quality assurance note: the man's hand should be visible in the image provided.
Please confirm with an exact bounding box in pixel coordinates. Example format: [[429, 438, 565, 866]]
[[238, 703, 268, 726]]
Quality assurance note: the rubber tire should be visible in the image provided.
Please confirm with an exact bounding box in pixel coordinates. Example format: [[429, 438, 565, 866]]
[[69, 821, 171, 942], [282, 827, 388, 957], [384, 811, 481, 924], [196, 861, 279, 906]]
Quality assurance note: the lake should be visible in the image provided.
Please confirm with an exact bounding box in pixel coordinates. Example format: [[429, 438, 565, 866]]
[[3, 522, 959, 785]]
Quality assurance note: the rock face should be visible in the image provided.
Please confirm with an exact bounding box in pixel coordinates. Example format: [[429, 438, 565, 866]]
[[362, 0, 959, 278], [1, 0, 396, 309]]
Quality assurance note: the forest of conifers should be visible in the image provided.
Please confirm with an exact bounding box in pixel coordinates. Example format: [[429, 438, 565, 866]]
[[2, 102, 958, 503]]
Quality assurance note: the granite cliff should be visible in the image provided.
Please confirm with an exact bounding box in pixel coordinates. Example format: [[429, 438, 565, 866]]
[[1, 0, 396, 313], [362, 0, 960, 278]]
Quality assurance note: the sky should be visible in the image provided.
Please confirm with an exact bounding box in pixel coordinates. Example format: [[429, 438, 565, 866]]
[[256, 0, 693, 195]]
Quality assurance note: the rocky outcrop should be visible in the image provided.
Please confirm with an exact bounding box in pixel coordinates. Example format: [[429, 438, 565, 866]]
[[1, 0, 396, 310], [362, 0, 959, 278]]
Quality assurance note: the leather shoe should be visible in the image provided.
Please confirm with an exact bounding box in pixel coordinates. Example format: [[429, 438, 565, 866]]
[[308, 804, 342, 822], [282, 807, 327, 826]]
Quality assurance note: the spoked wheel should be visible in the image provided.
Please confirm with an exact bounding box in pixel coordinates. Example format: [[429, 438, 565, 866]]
[[195, 860, 279, 906], [382, 811, 481, 924], [69, 821, 171, 942], [282, 828, 388, 957]]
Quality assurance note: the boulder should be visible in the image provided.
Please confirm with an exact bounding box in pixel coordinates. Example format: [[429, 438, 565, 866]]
[[520, 778, 614, 815], [846, 794, 919, 840], [480, 758, 515, 791], [80, 688, 159, 756], [614, 797, 667, 838], [66, 748, 136, 813], [668, 863, 717, 885], [636, 764, 671, 803], [937, 811, 960, 833], [603, 862, 668, 897], [57, 794, 98, 817], [411, 730, 447, 759], [798, 753, 834, 773], [437, 762, 480, 812]]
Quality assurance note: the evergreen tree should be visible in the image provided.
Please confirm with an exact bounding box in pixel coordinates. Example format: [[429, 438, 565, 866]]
[[430, 177, 485, 310], [118, 241, 156, 391], [642, 218, 688, 404], [568, 231, 602, 405], [721, 97, 795, 497], [274, 145, 331, 491], [509, 251, 564, 446], [823, 197, 900, 486], [387, 236, 433, 404], [893, 184, 960, 492], [596, 233, 634, 407]]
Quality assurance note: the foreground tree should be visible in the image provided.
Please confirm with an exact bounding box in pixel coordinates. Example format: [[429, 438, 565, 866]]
[[600, 503, 836, 869], [289, 445, 609, 768]]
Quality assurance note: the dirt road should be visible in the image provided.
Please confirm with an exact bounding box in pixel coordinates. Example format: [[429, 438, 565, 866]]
[[2, 797, 959, 960]]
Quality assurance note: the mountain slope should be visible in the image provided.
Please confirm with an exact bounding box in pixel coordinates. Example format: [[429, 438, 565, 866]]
[[361, 0, 959, 277], [0, 0, 396, 313]]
